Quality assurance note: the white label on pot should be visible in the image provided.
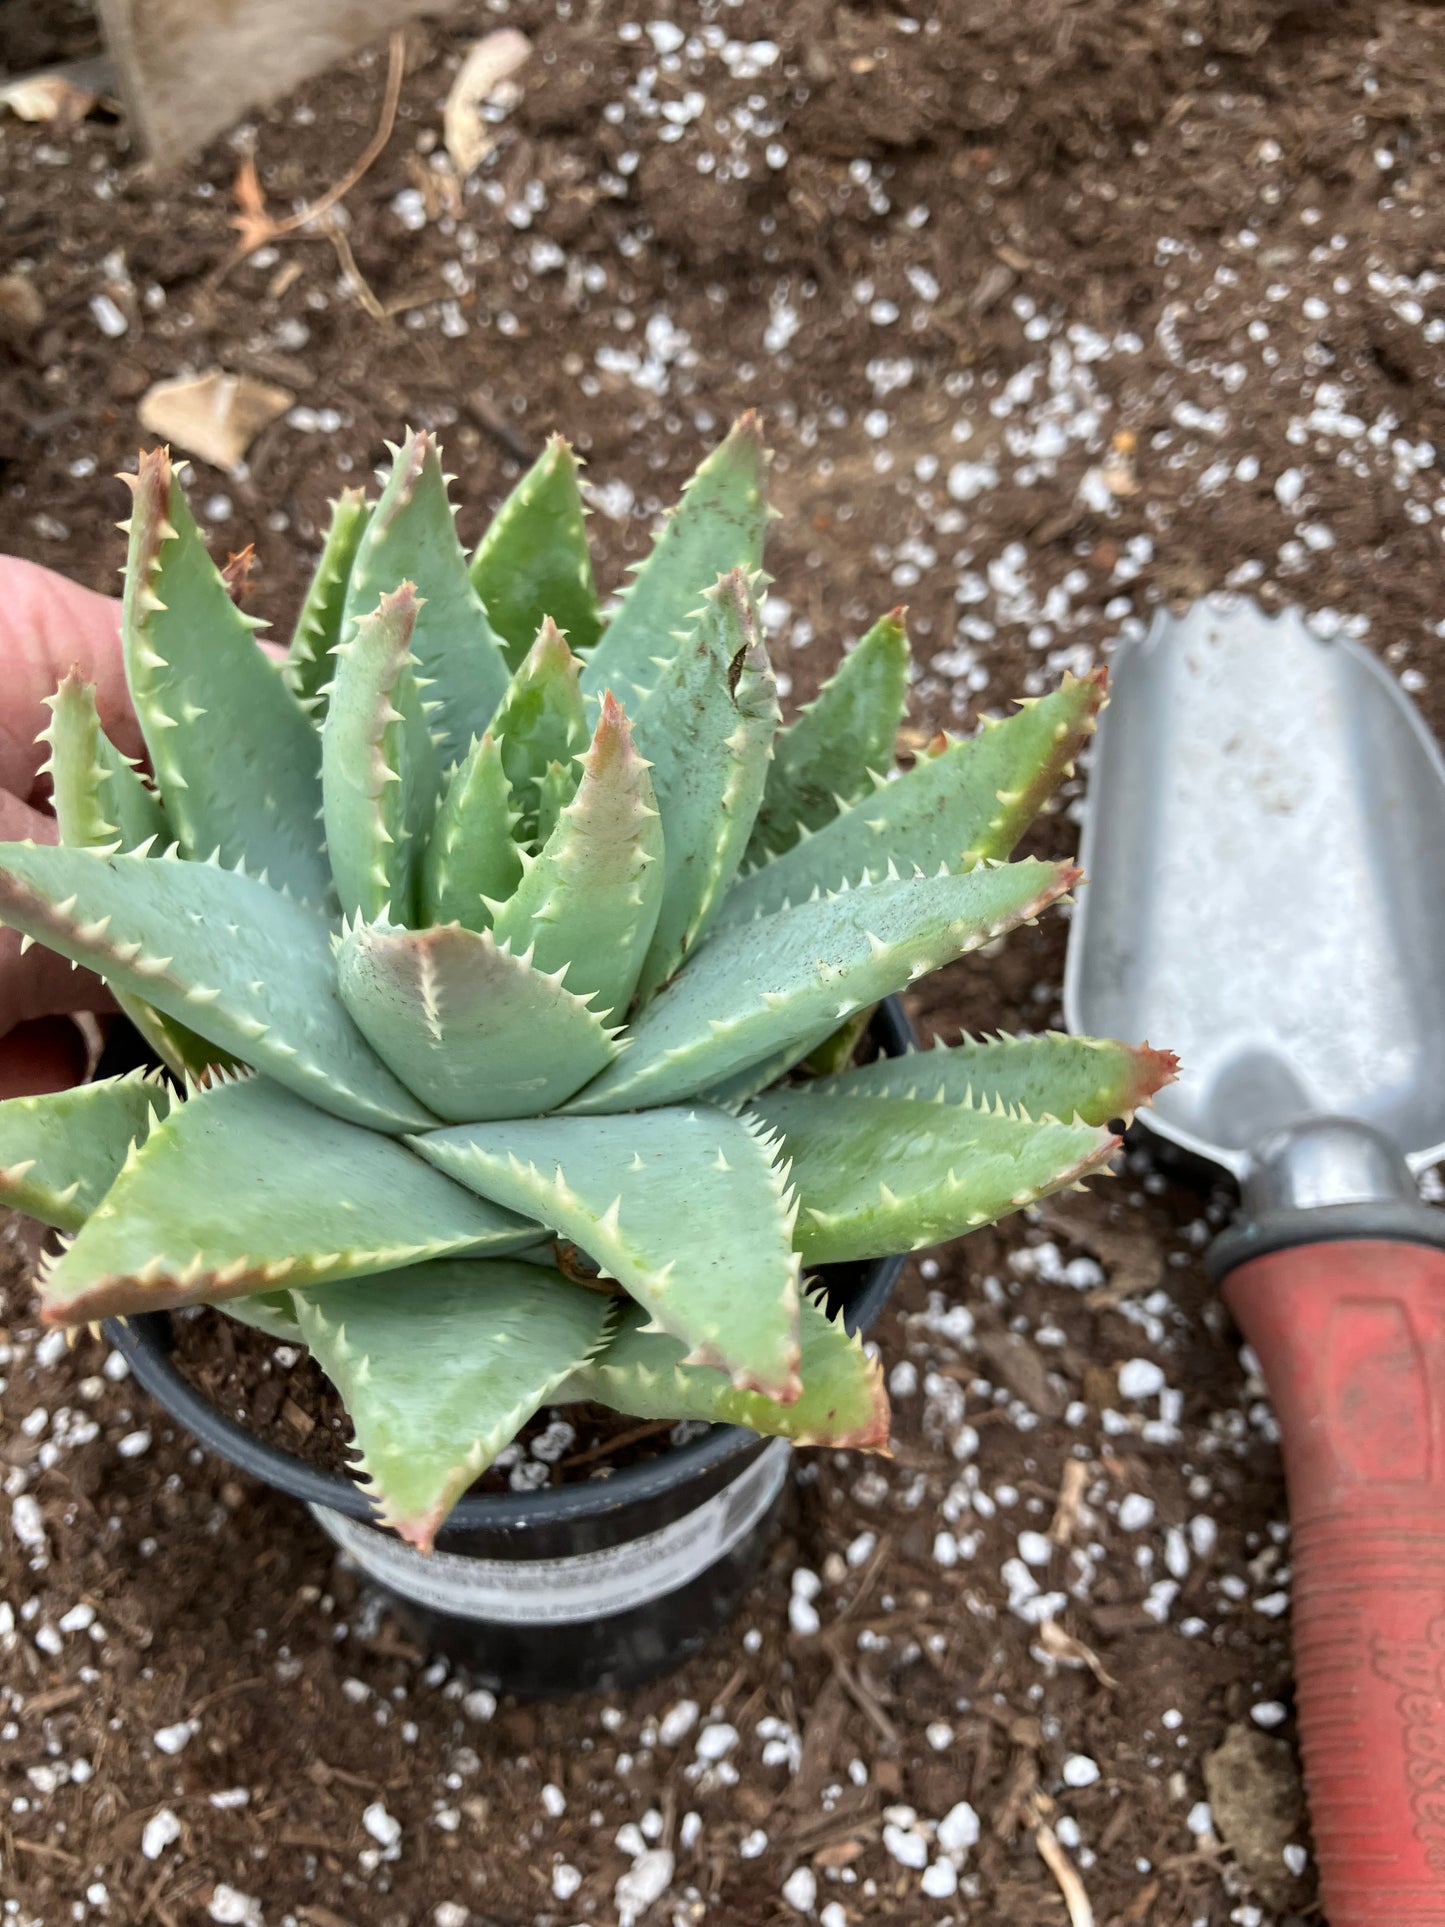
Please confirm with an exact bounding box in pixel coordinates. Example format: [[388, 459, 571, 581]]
[[308, 1439, 792, 1625]]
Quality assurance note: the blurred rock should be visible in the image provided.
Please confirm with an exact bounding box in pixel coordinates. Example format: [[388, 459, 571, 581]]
[[97, 0, 444, 167], [1203, 1722, 1316, 1912]]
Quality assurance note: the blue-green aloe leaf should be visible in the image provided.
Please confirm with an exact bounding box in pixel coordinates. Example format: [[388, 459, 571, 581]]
[[419, 731, 523, 930], [119, 447, 331, 906], [533, 757, 578, 850], [488, 619, 589, 850], [746, 608, 910, 863], [0, 843, 432, 1133], [802, 1007, 878, 1077], [748, 1085, 1119, 1265], [294, 1259, 613, 1550], [39, 673, 222, 1078], [0, 1069, 170, 1232], [286, 487, 370, 715], [811, 1032, 1179, 1128], [565, 857, 1079, 1115], [320, 581, 441, 925], [581, 413, 771, 702], [410, 1106, 803, 1400], [35, 1075, 536, 1325], [470, 436, 601, 669], [629, 568, 778, 1002], [225, 1291, 303, 1340], [698, 1027, 840, 1112], [335, 918, 619, 1122], [559, 1291, 888, 1450], [41, 673, 168, 855], [343, 432, 511, 768], [489, 692, 663, 1024], [720, 670, 1106, 928]]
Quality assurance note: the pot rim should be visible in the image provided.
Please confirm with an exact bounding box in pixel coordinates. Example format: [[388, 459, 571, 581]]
[[104, 997, 914, 1533]]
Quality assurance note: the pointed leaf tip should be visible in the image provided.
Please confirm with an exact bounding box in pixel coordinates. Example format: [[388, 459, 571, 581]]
[[746, 605, 911, 865], [119, 450, 330, 903], [725, 670, 1103, 929], [346, 433, 510, 766], [751, 1084, 1119, 1266], [338, 919, 616, 1120], [295, 1259, 611, 1549], [580, 420, 771, 700], [562, 1292, 888, 1453]]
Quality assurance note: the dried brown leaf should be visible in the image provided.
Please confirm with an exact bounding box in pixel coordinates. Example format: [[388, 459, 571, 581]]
[[137, 371, 293, 471], [229, 155, 277, 255]]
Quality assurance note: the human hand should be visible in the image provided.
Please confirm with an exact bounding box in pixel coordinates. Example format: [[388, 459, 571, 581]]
[[0, 556, 143, 1099]]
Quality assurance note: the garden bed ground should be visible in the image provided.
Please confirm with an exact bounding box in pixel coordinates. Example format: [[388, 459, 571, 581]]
[[4, 0, 1445, 1921]]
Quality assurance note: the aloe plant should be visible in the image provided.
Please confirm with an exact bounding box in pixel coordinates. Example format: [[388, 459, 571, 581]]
[[0, 419, 1175, 1549]]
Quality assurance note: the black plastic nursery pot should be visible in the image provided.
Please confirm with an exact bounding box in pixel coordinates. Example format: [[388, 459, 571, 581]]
[[101, 998, 913, 1696]]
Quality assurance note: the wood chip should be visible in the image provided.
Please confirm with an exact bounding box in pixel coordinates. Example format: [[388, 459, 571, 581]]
[[812, 1839, 866, 1869], [1036, 1617, 1118, 1690], [1048, 1459, 1092, 1546], [13, 1837, 81, 1866], [443, 30, 531, 175], [281, 1396, 315, 1437], [21, 1681, 86, 1718], [1033, 1810, 1095, 1927], [785, 1678, 849, 1814], [137, 371, 293, 470], [976, 1329, 1064, 1418]]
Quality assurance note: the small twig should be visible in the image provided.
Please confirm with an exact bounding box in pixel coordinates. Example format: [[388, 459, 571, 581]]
[[271, 33, 406, 239], [821, 1636, 898, 1748], [187, 1675, 267, 1719], [1049, 1458, 1090, 1546], [322, 215, 391, 324], [309, 1758, 379, 1793], [556, 1420, 674, 1472], [1036, 1616, 1118, 1691], [461, 389, 540, 466], [713, 1663, 748, 1712], [792, 1808, 884, 1856], [1031, 1799, 1095, 1927], [834, 1532, 891, 1626], [13, 1838, 81, 1866], [214, 32, 406, 281], [19, 1682, 86, 1718], [137, 1862, 177, 1923]]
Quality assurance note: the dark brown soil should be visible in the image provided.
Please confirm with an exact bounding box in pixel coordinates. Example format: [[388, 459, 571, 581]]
[[6, 0, 1445, 1921]]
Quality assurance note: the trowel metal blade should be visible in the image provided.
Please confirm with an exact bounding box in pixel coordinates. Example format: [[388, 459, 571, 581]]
[[1063, 597, 1445, 1176]]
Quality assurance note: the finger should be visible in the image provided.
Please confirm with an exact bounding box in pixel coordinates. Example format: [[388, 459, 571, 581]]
[[0, 1017, 90, 1099], [0, 789, 117, 1024], [0, 554, 137, 802]]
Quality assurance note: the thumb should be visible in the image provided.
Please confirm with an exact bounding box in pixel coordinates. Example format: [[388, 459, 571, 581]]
[[0, 791, 116, 1028], [0, 556, 136, 804]]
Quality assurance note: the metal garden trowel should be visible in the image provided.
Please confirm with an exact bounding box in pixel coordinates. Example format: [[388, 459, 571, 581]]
[[1065, 597, 1445, 1926]]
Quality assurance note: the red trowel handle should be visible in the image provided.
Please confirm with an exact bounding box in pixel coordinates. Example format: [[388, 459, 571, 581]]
[[1224, 1239, 1445, 1926]]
